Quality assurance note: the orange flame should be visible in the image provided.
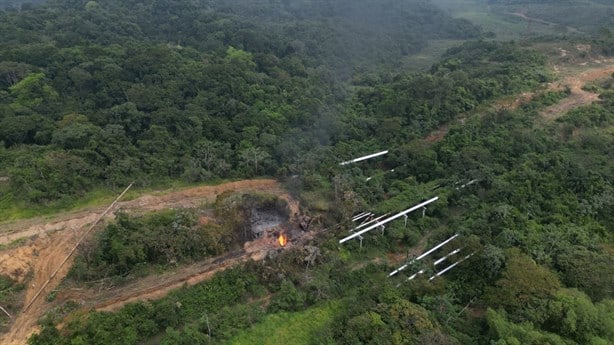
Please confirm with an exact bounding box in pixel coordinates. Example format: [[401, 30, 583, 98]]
[[278, 233, 288, 247]]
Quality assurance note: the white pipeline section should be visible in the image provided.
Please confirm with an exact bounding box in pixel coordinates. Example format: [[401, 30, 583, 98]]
[[339, 150, 389, 166], [353, 214, 389, 231], [352, 212, 372, 222], [389, 233, 459, 276], [456, 179, 478, 190], [433, 248, 462, 266], [407, 269, 425, 281], [429, 252, 475, 281], [339, 197, 439, 244]]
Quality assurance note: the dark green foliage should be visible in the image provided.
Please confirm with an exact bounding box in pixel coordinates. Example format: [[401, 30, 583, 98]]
[[484, 0, 614, 35], [205, 0, 480, 74], [7, 148, 97, 203], [486, 308, 572, 345], [29, 267, 260, 345], [0, 275, 24, 332], [318, 283, 446, 345], [593, 28, 614, 55], [555, 247, 614, 302], [485, 249, 561, 321], [0, 0, 46, 10], [268, 279, 307, 313], [343, 41, 550, 149], [207, 304, 266, 341], [486, 290, 614, 345], [69, 209, 236, 281], [0, 0, 484, 208], [559, 103, 614, 128], [5, 1, 613, 344]]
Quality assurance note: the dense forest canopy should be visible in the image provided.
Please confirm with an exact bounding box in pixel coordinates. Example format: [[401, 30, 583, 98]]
[[0, 0, 612, 344], [0, 0, 46, 9], [0, 0, 483, 205], [0, 0, 481, 71], [483, 0, 614, 33]]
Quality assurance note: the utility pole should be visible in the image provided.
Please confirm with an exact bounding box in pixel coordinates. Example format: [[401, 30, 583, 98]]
[[23, 183, 134, 312]]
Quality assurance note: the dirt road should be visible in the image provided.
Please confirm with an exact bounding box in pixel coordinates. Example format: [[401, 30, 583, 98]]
[[0, 179, 292, 345], [506, 12, 582, 34], [540, 65, 614, 120], [0, 179, 284, 245], [423, 57, 613, 143], [58, 231, 293, 314], [2, 56, 612, 345]]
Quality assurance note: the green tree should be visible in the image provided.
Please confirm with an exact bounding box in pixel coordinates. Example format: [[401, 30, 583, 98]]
[[51, 123, 100, 150], [184, 139, 231, 181], [342, 311, 392, 344], [485, 248, 561, 321], [268, 279, 306, 313], [0, 61, 36, 89], [9, 73, 59, 114], [486, 308, 571, 345], [238, 146, 270, 176], [555, 246, 613, 301], [544, 289, 613, 344], [225, 46, 256, 70]]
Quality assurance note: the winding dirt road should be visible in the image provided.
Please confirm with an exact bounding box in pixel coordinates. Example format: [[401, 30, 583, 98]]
[[426, 57, 613, 143], [1, 55, 612, 345], [540, 65, 614, 120], [0, 179, 286, 246], [0, 179, 295, 345], [506, 12, 583, 34]]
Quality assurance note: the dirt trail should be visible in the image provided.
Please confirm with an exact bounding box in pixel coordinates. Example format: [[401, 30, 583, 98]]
[[2, 230, 80, 345], [58, 236, 278, 314], [94, 250, 250, 312], [0, 213, 100, 246], [0, 179, 289, 345], [507, 12, 554, 26], [63, 223, 311, 314], [540, 65, 614, 120], [494, 60, 613, 119], [0, 179, 283, 245], [424, 58, 613, 143], [506, 12, 582, 34]]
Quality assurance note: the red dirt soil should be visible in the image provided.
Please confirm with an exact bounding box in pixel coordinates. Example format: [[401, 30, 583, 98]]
[[2, 58, 612, 345], [424, 58, 613, 143], [540, 65, 614, 120], [0, 179, 296, 345]]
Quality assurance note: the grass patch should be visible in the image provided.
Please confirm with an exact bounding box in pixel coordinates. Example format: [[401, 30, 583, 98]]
[[0, 237, 28, 251], [0, 188, 118, 223], [0, 178, 235, 223], [224, 302, 339, 345], [402, 39, 466, 71], [432, 0, 557, 40]]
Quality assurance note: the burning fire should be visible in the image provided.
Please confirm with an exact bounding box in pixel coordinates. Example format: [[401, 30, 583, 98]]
[[278, 233, 288, 247]]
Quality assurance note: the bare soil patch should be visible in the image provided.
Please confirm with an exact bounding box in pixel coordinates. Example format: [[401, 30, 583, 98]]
[[540, 65, 614, 120], [0, 179, 294, 345]]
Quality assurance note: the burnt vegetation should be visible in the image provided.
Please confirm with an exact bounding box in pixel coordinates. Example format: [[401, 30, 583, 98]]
[[68, 192, 290, 282]]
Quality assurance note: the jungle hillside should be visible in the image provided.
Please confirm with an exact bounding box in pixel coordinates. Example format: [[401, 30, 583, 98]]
[[0, 1, 612, 345]]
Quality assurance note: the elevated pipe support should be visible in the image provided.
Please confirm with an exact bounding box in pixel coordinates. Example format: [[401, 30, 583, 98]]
[[389, 233, 459, 276], [340, 197, 439, 244]]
